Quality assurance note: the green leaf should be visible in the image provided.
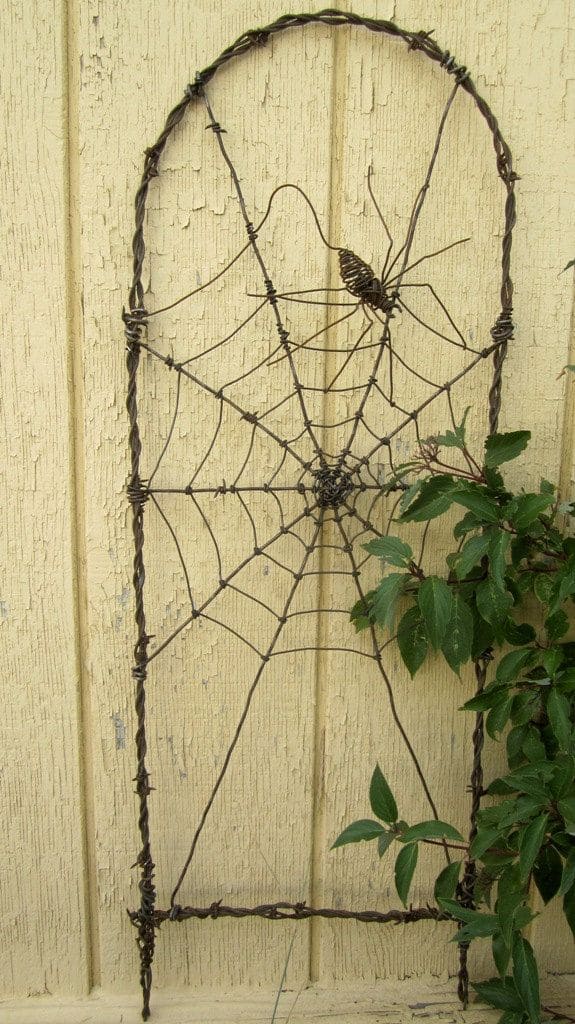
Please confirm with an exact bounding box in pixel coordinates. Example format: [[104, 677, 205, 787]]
[[440, 899, 499, 937], [519, 814, 549, 882], [418, 576, 453, 649], [496, 648, 536, 684], [397, 607, 429, 677], [398, 474, 457, 523], [533, 573, 554, 604], [547, 689, 572, 751], [331, 819, 385, 849], [507, 724, 530, 767], [557, 667, 575, 694], [399, 820, 464, 844], [558, 848, 575, 896], [476, 577, 514, 626], [514, 905, 536, 931], [512, 934, 540, 1024], [472, 977, 524, 1013], [369, 764, 398, 824], [434, 861, 461, 903], [497, 765, 552, 802], [492, 932, 511, 977], [484, 431, 531, 469], [470, 827, 502, 860], [496, 866, 526, 948], [486, 699, 513, 740], [441, 594, 474, 673], [533, 844, 563, 904], [398, 479, 422, 512], [463, 687, 509, 715], [510, 691, 541, 729], [433, 428, 464, 448], [504, 620, 537, 646], [558, 797, 575, 834], [562, 260, 575, 273], [371, 573, 410, 631], [549, 559, 575, 615], [377, 830, 395, 858], [434, 407, 471, 449], [362, 535, 413, 567], [522, 727, 547, 764], [545, 609, 569, 642], [484, 466, 506, 492], [471, 601, 497, 658], [454, 511, 483, 539], [350, 593, 374, 632], [453, 533, 491, 580], [512, 493, 554, 532], [395, 843, 418, 907], [511, 534, 533, 567], [496, 1013, 524, 1024], [455, 918, 501, 943], [550, 754, 575, 799], [490, 529, 511, 588], [453, 486, 501, 523], [542, 647, 564, 678]]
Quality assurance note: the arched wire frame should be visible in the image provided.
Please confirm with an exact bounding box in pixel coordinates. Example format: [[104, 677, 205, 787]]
[[123, 10, 516, 1021]]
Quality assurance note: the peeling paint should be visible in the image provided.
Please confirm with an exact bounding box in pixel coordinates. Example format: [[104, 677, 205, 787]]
[[111, 713, 126, 750]]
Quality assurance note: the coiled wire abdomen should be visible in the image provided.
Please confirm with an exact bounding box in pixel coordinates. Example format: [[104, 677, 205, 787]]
[[338, 248, 396, 314]]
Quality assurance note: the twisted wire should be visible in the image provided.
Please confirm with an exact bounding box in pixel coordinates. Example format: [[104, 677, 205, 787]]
[[129, 900, 451, 926]]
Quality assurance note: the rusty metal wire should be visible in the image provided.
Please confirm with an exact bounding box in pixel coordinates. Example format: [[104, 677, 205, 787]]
[[130, 900, 451, 926], [124, 11, 516, 1020]]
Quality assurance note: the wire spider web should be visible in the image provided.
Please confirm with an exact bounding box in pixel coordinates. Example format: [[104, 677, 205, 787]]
[[123, 12, 516, 1021]]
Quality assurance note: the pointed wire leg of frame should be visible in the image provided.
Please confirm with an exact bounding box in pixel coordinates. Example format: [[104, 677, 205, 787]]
[[399, 281, 469, 348]]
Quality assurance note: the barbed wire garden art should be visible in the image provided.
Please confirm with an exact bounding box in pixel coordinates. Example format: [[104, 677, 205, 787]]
[[123, 11, 516, 1020]]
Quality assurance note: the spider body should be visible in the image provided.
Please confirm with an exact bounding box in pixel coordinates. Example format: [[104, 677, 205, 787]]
[[337, 247, 398, 316]]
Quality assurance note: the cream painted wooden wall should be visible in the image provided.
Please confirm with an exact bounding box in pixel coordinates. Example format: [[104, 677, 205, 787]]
[[1, 1, 575, 1020]]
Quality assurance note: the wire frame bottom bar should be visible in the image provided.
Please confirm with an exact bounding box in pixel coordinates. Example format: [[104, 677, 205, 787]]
[[129, 900, 452, 927]]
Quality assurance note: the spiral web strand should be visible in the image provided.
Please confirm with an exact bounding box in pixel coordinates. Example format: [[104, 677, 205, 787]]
[[124, 12, 516, 1020]]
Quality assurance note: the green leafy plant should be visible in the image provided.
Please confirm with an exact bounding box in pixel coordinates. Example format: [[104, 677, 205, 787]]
[[336, 418, 575, 1023]]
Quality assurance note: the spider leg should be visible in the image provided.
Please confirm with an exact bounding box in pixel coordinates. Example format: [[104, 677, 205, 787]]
[[382, 82, 462, 283], [372, 307, 395, 405], [385, 236, 470, 286], [366, 166, 394, 280], [398, 284, 468, 349], [149, 182, 341, 319], [254, 182, 340, 251], [146, 238, 254, 318], [325, 316, 374, 391], [246, 287, 355, 309], [267, 303, 362, 367]]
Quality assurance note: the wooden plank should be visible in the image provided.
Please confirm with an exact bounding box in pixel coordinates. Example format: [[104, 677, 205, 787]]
[[0, 0, 89, 1000], [315, 0, 509, 987], [76, 0, 339, 994], [2, 976, 574, 1023]]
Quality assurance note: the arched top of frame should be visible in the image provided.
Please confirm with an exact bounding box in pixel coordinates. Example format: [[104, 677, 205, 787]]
[[125, 9, 516, 322]]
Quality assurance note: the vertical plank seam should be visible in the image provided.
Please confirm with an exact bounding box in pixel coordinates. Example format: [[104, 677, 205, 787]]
[[62, 0, 100, 990], [308, 12, 350, 985], [557, 266, 575, 499]]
